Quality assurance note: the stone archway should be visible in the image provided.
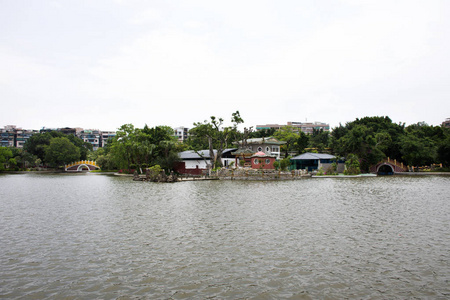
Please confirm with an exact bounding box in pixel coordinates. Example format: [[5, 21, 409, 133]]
[[377, 164, 394, 175], [77, 164, 91, 172]]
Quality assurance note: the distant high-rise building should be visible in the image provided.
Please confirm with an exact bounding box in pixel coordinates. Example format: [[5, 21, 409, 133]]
[[1, 125, 16, 147], [14, 128, 38, 148], [256, 121, 330, 134], [79, 129, 101, 150], [1, 125, 116, 150], [174, 126, 189, 142], [1, 125, 38, 148], [101, 131, 116, 148], [442, 118, 450, 128]]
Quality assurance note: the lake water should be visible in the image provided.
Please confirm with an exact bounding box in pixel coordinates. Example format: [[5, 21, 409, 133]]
[[0, 173, 449, 299]]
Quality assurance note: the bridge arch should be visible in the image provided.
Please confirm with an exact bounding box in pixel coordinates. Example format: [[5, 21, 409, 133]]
[[76, 164, 91, 172], [369, 158, 407, 175], [377, 163, 394, 175], [65, 160, 100, 172]]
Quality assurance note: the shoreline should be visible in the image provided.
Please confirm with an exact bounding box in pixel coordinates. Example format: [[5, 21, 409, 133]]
[[2, 170, 450, 179]]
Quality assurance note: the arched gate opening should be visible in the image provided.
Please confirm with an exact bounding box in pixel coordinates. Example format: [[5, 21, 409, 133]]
[[377, 164, 394, 175]]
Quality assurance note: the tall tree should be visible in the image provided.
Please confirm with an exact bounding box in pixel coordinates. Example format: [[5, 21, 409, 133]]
[[309, 128, 329, 152], [399, 122, 443, 166], [24, 131, 92, 164], [0, 147, 13, 171], [109, 124, 181, 173], [190, 111, 244, 168], [273, 126, 300, 157], [44, 137, 81, 167], [437, 133, 450, 167], [331, 116, 405, 171]]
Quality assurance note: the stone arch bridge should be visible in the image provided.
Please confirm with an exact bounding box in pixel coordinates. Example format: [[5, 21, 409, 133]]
[[370, 158, 408, 175], [65, 160, 100, 172]]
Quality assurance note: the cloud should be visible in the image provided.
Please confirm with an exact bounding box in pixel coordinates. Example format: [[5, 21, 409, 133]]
[[130, 8, 163, 24], [1, 0, 449, 131]]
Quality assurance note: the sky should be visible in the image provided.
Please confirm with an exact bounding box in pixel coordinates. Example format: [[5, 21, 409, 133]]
[[1, 0, 449, 131]]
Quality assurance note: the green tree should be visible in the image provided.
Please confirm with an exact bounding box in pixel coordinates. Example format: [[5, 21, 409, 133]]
[[87, 147, 118, 171], [344, 154, 361, 175], [66, 134, 92, 160], [437, 134, 450, 167], [273, 126, 300, 157], [44, 137, 81, 167], [24, 131, 59, 162], [309, 128, 329, 152], [10, 148, 37, 170], [0, 147, 13, 171], [397, 122, 445, 167], [190, 111, 244, 168], [248, 128, 276, 139], [24, 131, 92, 164], [294, 131, 309, 154], [109, 124, 181, 173], [109, 124, 136, 170], [279, 156, 291, 171], [331, 116, 401, 172], [400, 134, 436, 166]]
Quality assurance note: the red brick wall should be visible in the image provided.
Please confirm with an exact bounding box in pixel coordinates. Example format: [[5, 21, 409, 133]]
[[174, 162, 206, 175], [251, 157, 276, 169]]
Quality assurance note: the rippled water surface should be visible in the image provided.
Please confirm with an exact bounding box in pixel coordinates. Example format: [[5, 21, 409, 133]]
[[0, 173, 449, 299]]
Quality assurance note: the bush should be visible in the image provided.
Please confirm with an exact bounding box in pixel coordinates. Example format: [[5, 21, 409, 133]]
[[344, 154, 361, 175], [279, 157, 291, 171], [434, 167, 450, 172], [316, 167, 325, 175], [273, 161, 280, 170]]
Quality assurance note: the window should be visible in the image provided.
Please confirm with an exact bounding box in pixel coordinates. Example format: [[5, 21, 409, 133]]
[[257, 146, 263, 152], [253, 158, 259, 164], [272, 147, 279, 152], [266, 146, 270, 152], [265, 159, 271, 164]]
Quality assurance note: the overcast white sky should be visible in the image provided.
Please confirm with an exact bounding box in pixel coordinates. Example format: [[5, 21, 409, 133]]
[[1, 0, 449, 131]]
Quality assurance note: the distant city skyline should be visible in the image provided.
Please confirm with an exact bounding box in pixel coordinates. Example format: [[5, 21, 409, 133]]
[[1, 1, 449, 131], [1, 115, 449, 133]]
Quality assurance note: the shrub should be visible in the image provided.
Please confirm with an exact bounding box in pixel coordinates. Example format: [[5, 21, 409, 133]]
[[344, 154, 361, 175]]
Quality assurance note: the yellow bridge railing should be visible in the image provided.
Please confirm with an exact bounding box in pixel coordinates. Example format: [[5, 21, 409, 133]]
[[65, 160, 100, 169], [385, 157, 407, 170]]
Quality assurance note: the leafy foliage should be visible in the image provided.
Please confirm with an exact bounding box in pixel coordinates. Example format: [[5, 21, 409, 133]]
[[44, 137, 81, 167], [331, 117, 402, 171], [24, 131, 91, 166], [273, 126, 301, 156], [344, 154, 361, 175], [108, 124, 182, 173], [188, 111, 244, 168], [330, 117, 450, 170], [0, 147, 13, 171]]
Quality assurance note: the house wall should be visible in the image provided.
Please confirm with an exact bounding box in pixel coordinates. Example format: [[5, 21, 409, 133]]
[[174, 162, 206, 175], [251, 157, 276, 169], [248, 144, 281, 159], [223, 158, 235, 168], [185, 160, 209, 169], [291, 159, 318, 171], [321, 162, 345, 173]]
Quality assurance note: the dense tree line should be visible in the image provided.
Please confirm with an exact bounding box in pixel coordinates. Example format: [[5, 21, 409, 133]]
[[1, 115, 449, 172], [91, 124, 186, 173], [0, 131, 93, 170], [23, 131, 92, 168], [330, 117, 450, 171], [185, 115, 450, 172]]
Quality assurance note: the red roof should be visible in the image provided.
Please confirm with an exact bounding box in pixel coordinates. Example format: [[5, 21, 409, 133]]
[[252, 151, 267, 157]]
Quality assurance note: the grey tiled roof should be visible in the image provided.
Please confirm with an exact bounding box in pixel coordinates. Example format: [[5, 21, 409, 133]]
[[291, 152, 335, 160], [179, 148, 237, 160], [179, 150, 214, 160]]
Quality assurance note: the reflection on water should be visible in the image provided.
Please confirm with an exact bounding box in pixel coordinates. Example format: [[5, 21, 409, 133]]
[[0, 173, 449, 299]]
